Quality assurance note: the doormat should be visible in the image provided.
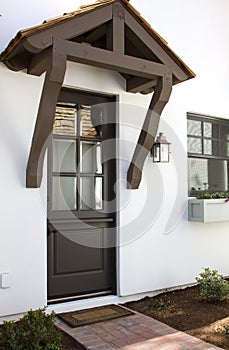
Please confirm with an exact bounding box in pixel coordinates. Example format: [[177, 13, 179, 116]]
[[58, 304, 134, 327]]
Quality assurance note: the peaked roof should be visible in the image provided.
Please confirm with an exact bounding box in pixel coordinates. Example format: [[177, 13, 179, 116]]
[[1, 0, 195, 189], [0, 0, 195, 82]]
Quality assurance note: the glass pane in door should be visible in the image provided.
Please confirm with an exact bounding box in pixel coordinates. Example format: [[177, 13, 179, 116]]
[[52, 176, 77, 210], [80, 177, 103, 210], [53, 139, 76, 172], [80, 141, 102, 174]]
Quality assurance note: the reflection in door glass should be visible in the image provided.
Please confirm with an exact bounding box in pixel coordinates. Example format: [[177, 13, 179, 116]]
[[80, 177, 103, 210], [53, 103, 77, 136], [80, 105, 102, 138]]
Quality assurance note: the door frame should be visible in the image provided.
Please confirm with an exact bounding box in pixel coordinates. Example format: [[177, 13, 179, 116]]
[[47, 87, 117, 302]]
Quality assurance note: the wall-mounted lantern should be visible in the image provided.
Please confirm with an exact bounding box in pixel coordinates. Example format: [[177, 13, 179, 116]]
[[151, 133, 171, 163]]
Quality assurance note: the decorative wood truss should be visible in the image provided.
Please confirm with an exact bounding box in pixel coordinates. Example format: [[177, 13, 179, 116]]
[[0, 0, 195, 188]]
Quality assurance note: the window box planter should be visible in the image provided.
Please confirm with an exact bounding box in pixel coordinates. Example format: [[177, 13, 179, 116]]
[[188, 198, 229, 222]]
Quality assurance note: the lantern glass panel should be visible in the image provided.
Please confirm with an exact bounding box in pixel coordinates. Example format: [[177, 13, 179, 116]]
[[153, 144, 160, 162], [160, 144, 169, 162]]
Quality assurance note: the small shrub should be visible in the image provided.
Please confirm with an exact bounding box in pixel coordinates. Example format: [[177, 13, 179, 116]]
[[152, 298, 171, 309], [0, 308, 61, 350], [196, 267, 229, 302]]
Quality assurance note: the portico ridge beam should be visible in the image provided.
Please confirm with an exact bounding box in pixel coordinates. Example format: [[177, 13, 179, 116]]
[[127, 72, 173, 189], [26, 46, 66, 188], [53, 37, 169, 81]]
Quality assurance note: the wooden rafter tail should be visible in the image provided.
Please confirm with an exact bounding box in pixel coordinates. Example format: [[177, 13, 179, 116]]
[[26, 43, 66, 188], [127, 72, 173, 189], [28, 47, 52, 76]]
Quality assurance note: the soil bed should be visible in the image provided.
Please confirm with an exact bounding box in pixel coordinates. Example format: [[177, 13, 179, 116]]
[[125, 284, 229, 350]]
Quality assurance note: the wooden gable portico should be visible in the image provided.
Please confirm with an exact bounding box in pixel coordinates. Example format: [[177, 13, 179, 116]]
[[0, 0, 195, 189]]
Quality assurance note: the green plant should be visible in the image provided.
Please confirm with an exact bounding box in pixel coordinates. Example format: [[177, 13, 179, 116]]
[[152, 298, 171, 309], [196, 268, 229, 302], [0, 308, 61, 350], [196, 193, 212, 199], [196, 192, 229, 199]]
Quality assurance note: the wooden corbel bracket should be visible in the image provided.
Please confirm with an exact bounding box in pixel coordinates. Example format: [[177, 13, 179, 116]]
[[26, 39, 66, 188], [127, 72, 173, 189]]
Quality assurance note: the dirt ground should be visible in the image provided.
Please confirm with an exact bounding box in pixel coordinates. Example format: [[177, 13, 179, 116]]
[[125, 284, 229, 350]]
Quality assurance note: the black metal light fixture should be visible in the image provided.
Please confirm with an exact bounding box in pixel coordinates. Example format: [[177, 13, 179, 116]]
[[151, 132, 171, 162]]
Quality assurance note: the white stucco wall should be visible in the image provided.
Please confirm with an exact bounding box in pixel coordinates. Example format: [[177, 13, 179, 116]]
[[0, 67, 47, 316], [118, 0, 229, 296], [0, 0, 229, 318]]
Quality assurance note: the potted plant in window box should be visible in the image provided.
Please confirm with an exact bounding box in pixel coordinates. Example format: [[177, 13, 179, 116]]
[[188, 192, 229, 222]]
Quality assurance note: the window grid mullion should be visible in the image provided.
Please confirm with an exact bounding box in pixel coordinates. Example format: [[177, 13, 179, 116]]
[[201, 121, 204, 155]]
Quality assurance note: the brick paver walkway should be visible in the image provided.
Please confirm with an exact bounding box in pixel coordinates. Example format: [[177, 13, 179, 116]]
[[55, 307, 223, 350]]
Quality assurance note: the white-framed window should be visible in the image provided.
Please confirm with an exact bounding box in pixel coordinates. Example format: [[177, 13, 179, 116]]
[[187, 113, 229, 196]]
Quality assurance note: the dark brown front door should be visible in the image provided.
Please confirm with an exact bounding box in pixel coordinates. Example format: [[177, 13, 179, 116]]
[[47, 88, 116, 302]]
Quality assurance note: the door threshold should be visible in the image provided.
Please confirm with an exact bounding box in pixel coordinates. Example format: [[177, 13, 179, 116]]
[[48, 290, 113, 305]]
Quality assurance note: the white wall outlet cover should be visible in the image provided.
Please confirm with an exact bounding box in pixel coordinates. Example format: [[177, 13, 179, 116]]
[[0, 272, 11, 289]]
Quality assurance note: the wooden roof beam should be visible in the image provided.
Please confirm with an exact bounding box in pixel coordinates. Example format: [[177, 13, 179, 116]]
[[125, 25, 161, 62], [125, 10, 188, 81], [84, 23, 107, 44], [127, 72, 172, 189], [54, 38, 168, 80], [23, 5, 113, 53]]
